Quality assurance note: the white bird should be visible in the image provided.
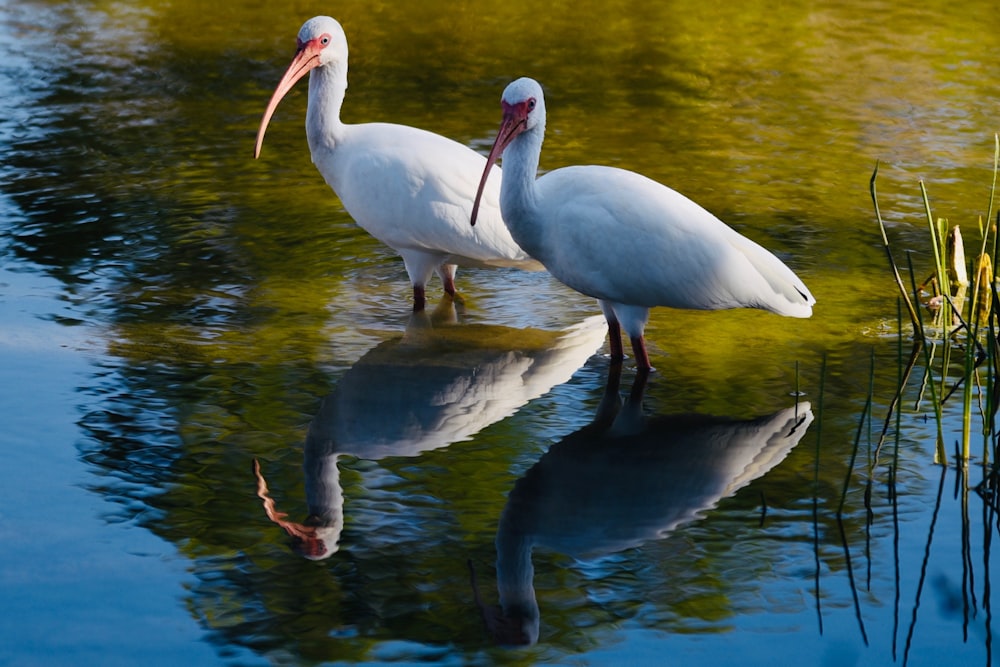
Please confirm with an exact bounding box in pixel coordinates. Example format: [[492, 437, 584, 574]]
[[254, 16, 540, 310], [472, 77, 815, 370]]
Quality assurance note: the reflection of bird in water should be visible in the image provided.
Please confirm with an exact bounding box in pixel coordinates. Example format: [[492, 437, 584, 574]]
[[253, 16, 540, 311], [254, 312, 606, 559], [472, 366, 814, 645]]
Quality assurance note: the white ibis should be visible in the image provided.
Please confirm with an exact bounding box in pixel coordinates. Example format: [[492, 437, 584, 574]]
[[254, 17, 540, 310], [472, 77, 815, 370]]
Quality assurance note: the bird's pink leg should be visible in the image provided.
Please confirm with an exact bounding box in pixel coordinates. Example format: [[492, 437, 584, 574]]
[[412, 285, 427, 312], [630, 335, 653, 373], [439, 264, 457, 297], [607, 319, 624, 362]]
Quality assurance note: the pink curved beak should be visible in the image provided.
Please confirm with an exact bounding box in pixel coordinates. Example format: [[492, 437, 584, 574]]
[[253, 38, 324, 159], [471, 101, 530, 226]]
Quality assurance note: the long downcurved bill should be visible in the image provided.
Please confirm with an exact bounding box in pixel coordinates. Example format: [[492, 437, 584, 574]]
[[470, 104, 528, 226], [253, 39, 323, 159]]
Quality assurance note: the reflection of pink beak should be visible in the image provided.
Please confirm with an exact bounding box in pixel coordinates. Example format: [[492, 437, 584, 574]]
[[470, 100, 531, 227], [467, 559, 533, 646], [253, 36, 326, 159], [252, 458, 323, 548]]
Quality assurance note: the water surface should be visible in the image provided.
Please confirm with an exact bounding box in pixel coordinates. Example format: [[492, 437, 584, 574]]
[[2, 1, 998, 665]]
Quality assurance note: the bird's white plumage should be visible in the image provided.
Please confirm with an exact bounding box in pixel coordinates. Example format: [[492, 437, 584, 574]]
[[313, 122, 529, 269], [532, 165, 812, 315], [475, 77, 815, 368], [255, 17, 539, 308]]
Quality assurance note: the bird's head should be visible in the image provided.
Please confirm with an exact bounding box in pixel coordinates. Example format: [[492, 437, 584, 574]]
[[295, 16, 349, 69], [254, 16, 348, 159], [471, 77, 546, 226], [498, 77, 546, 136]]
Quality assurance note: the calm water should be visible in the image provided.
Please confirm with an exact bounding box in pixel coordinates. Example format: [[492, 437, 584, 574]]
[[2, 0, 1000, 665]]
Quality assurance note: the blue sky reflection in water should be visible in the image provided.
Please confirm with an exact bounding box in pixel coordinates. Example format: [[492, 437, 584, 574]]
[[2, 0, 1000, 665]]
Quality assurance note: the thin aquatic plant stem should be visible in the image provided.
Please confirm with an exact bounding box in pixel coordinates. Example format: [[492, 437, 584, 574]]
[[964, 312, 974, 460], [871, 162, 921, 334], [984, 133, 999, 247], [902, 464, 949, 666], [981, 473, 994, 665], [907, 252, 948, 462], [892, 298, 903, 659], [967, 137, 1000, 460], [813, 353, 826, 636], [920, 180, 949, 326]]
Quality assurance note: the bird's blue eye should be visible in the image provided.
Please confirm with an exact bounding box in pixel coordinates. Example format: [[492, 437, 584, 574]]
[[527, 99, 536, 111]]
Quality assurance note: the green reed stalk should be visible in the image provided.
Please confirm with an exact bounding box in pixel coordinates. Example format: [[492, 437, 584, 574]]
[[938, 295, 982, 461], [983, 136, 1000, 462], [920, 181, 944, 293], [871, 163, 922, 335], [988, 267, 1000, 464], [894, 299, 903, 476], [907, 252, 948, 462], [984, 134, 999, 245], [963, 299, 974, 459], [875, 139, 1000, 464], [970, 135, 998, 284], [939, 326, 953, 403], [966, 136, 1000, 461]]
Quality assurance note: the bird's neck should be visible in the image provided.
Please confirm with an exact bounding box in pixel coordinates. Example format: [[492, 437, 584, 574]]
[[305, 61, 348, 152], [495, 521, 540, 643], [303, 445, 345, 528], [499, 127, 545, 253], [495, 504, 537, 612]]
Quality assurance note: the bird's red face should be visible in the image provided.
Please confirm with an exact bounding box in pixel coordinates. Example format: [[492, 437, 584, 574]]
[[470, 96, 536, 226], [253, 34, 333, 159]]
